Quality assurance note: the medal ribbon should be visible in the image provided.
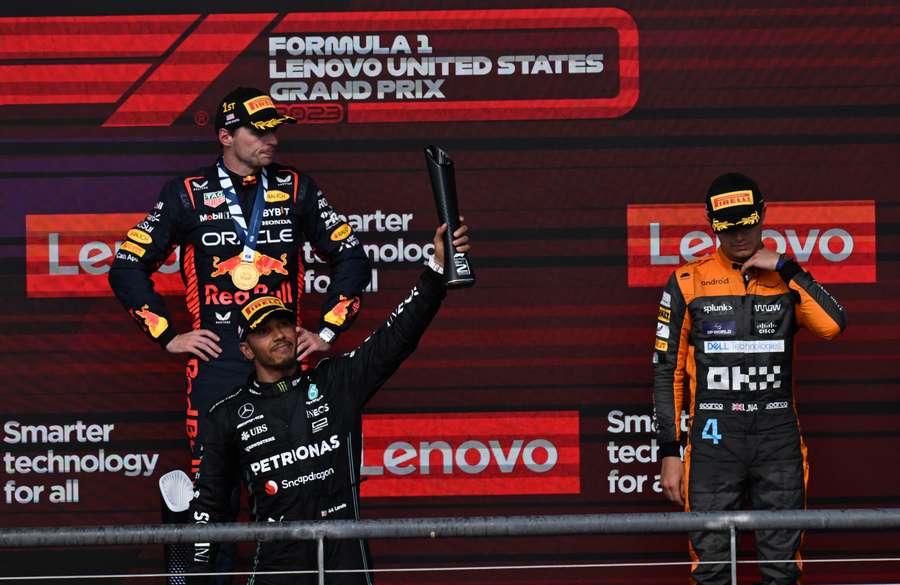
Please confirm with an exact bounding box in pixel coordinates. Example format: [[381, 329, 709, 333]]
[[217, 161, 268, 262]]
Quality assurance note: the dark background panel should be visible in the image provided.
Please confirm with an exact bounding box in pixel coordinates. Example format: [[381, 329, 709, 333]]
[[1, 2, 899, 583]]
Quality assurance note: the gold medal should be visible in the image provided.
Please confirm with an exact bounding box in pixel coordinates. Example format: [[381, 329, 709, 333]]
[[232, 262, 259, 291]]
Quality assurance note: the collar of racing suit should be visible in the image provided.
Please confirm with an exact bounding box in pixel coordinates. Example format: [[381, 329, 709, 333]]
[[218, 156, 262, 195], [248, 370, 308, 397], [715, 247, 743, 272]]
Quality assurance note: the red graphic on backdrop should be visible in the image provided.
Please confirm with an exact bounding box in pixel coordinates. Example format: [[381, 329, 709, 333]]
[[0, 15, 195, 106], [360, 411, 580, 497], [627, 201, 876, 287], [104, 13, 277, 127], [1, 8, 638, 125]]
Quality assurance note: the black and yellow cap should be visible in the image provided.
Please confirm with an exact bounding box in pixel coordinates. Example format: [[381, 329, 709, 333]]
[[215, 86, 296, 133], [238, 295, 294, 341], [705, 173, 765, 233]]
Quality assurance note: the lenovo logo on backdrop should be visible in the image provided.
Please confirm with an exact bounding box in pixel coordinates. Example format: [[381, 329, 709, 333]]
[[360, 411, 580, 497], [626, 201, 876, 287], [26, 214, 182, 298]]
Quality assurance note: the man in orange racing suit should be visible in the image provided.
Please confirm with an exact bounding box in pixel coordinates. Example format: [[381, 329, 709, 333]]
[[653, 173, 846, 584]]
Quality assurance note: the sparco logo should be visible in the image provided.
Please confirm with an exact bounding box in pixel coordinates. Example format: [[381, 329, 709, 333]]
[[703, 303, 733, 314], [250, 435, 340, 476]]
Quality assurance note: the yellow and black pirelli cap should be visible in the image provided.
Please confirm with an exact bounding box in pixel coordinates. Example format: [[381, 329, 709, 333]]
[[238, 295, 294, 341], [705, 172, 765, 233], [215, 86, 296, 133]]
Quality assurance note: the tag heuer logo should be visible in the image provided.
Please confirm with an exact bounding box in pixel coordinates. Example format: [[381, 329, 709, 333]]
[[191, 180, 209, 190], [204, 190, 226, 208]]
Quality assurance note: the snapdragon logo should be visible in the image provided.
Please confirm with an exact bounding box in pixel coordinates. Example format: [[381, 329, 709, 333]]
[[281, 467, 335, 489]]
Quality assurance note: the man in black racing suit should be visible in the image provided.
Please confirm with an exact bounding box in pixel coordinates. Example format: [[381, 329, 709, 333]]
[[188, 222, 470, 584]]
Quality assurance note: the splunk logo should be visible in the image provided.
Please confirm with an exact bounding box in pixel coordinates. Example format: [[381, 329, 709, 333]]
[[359, 411, 580, 497]]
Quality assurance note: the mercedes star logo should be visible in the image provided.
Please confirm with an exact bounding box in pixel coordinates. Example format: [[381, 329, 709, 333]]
[[238, 403, 254, 419]]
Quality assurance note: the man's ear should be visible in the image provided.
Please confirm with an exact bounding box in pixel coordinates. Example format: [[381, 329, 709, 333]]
[[239, 341, 255, 361], [218, 128, 232, 148]]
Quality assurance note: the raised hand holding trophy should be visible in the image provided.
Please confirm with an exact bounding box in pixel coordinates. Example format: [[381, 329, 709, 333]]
[[424, 145, 476, 287]]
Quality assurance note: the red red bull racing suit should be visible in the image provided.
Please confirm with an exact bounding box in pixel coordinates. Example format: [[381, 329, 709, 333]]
[[652, 249, 846, 584], [187, 268, 446, 584], [109, 160, 371, 455]]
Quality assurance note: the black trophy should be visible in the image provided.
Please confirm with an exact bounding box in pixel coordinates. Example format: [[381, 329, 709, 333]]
[[424, 145, 476, 287]]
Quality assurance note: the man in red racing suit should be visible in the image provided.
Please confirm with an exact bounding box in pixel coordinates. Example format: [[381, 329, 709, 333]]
[[653, 173, 846, 584], [109, 87, 371, 453]]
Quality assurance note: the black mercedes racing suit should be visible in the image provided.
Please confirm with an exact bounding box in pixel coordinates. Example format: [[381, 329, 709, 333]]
[[108, 159, 371, 459], [653, 249, 846, 585], [189, 268, 446, 584]]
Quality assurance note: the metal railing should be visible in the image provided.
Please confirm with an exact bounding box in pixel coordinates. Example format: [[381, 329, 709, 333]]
[[2, 509, 900, 584]]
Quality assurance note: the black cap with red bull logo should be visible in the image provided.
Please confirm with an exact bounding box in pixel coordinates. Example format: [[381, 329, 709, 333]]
[[238, 295, 295, 341], [705, 172, 765, 233], [215, 86, 296, 133]]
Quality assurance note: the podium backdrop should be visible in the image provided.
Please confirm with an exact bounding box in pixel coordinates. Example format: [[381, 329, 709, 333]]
[[1, 2, 898, 582]]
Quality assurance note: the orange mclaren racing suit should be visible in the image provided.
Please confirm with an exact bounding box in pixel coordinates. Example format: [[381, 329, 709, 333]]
[[652, 248, 846, 584]]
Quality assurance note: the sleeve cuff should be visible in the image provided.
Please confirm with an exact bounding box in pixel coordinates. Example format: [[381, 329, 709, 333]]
[[156, 327, 177, 350], [659, 441, 682, 458], [425, 255, 444, 275], [419, 267, 447, 298], [776, 257, 803, 283]]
